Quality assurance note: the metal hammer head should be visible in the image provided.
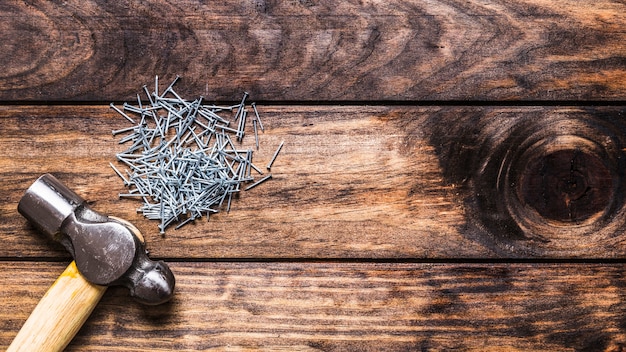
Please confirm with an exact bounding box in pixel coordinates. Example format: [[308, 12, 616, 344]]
[[17, 174, 175, 305]]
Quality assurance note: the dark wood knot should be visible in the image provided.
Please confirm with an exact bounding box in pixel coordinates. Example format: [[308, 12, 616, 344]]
[[519, 147, 612, 223], [467, 111, 626, 256]]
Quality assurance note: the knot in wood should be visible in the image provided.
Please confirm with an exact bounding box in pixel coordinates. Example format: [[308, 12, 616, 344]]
[[464, 111, 626, 256], [519, 148, 612, 223]]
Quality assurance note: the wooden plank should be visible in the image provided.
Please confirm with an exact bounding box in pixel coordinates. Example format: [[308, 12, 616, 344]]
[[0, 0, 624, 101], [0, 104, 476, 259], [2, 261, 626, 351], [2, 105, 626, 259]]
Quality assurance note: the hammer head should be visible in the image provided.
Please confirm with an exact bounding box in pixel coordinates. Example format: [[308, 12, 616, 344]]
[[18, 174, 175, 305]]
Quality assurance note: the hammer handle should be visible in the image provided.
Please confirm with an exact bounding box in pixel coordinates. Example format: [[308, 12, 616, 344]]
[[7, 261, 106, 352]]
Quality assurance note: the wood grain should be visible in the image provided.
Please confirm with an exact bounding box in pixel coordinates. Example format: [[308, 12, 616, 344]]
[[0, 0, 624, 101], [2, 261, 626, 351], [1, 1, 624, 350], [0, 104, 476, 259], [6, 262, 106, 352], [2, 105, 626, 259]]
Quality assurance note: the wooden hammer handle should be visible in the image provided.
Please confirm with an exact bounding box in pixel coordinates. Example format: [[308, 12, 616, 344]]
[[7, 261, 106, 352]]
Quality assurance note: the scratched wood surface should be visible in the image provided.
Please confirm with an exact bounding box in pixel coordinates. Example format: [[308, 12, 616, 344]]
[[0, 0, 624, 101], [3, 262, 626, 351], [1, 0, 626, 351], [2, 105, 626, 259]]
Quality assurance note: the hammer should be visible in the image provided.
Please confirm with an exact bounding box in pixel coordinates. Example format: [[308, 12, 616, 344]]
[[7, 174, 175, 352]]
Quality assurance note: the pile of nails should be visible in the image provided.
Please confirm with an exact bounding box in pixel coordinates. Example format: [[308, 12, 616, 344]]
[[110, 76, 282, 234]]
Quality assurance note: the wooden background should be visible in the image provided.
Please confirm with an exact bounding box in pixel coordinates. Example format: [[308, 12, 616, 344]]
[[1, 0, 626, 350]]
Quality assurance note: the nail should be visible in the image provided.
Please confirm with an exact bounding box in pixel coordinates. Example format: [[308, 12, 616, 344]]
[[111, 77, 273, 233], [110, 103, 136, 124], [245, 174, 272, 191], [253, 119, 259, 150], [267, 141, 284, 170], [161, 75, 180, 98], [251, 102, 264, 132]]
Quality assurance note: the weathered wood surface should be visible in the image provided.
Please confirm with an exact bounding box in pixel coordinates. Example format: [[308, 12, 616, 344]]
[[0, 0, 625, 101], [2, 0, 625, 350], [2, 261, 626, 351], [2, 105, 626, 259]]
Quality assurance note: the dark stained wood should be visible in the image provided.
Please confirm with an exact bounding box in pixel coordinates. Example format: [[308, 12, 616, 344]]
[[520, 149, 613, 222], [0, 0, 624, 101], [2, 261, 626, 351], [1, 1, 625, 350], [2, 105, 626, 259], [424, 106, 626, 257]]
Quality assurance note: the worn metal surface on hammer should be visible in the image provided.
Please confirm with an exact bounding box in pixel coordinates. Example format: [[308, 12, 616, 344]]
[[18, 174, 175, 305]]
